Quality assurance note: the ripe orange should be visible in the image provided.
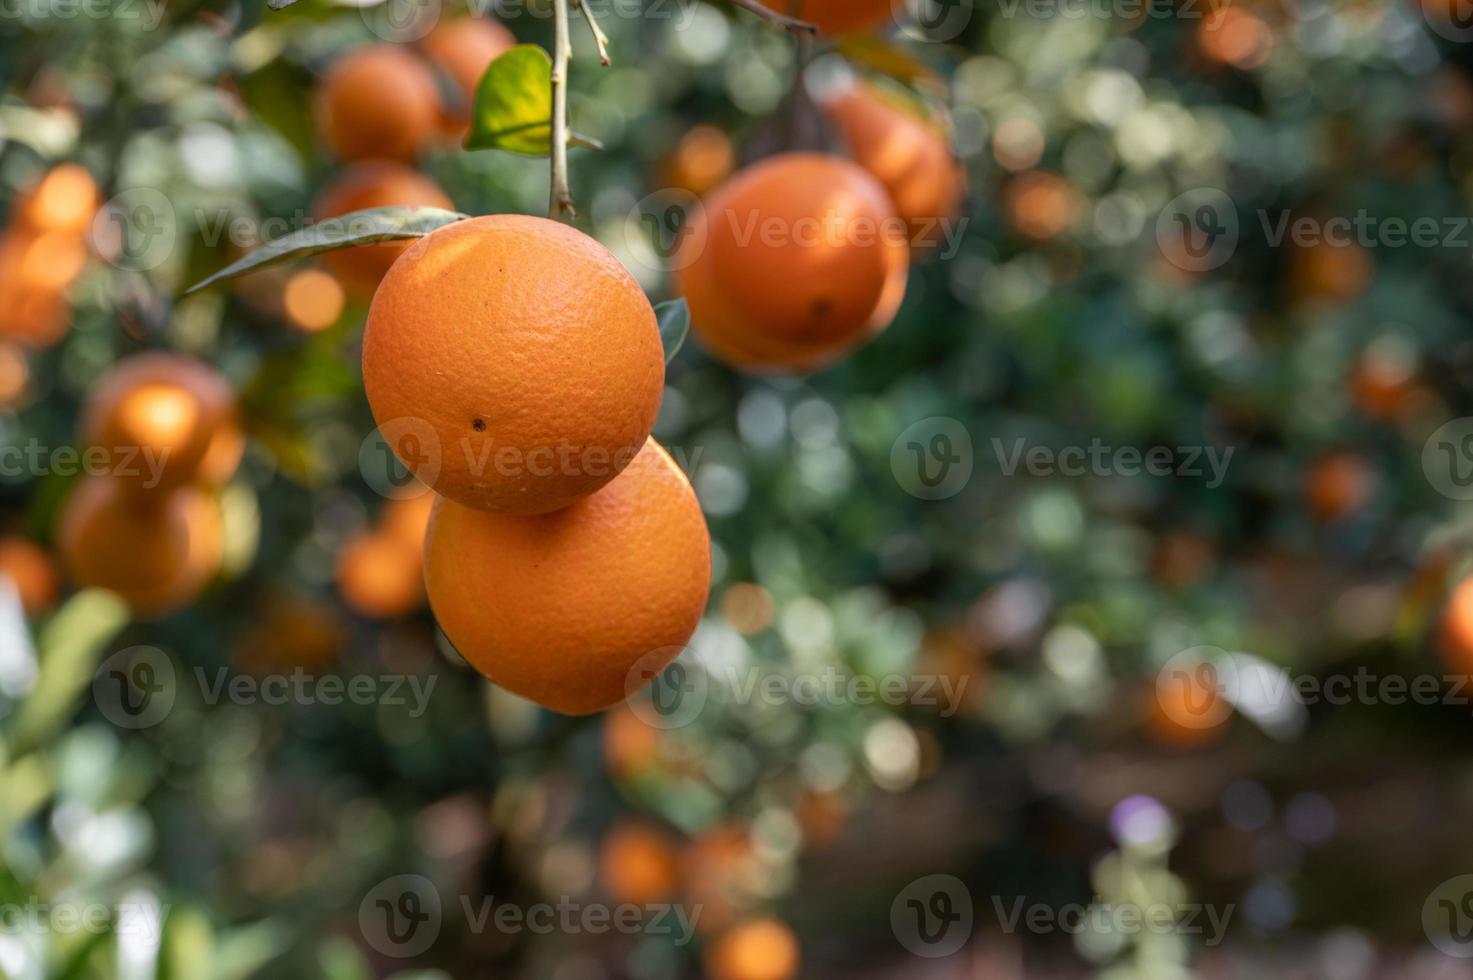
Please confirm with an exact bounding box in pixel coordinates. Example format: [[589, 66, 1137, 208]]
[[1304, 452, 1376, 523], [424, 438, 710, 714], [599, 821, 680, 905], [282, 268, 346, 332], [1002, 171, 1080, 240], [336, 530, 425, 619], [1440, 577, 1473, 674], [81, 353, 244, 495], [660, 125, 736, 198], [314, 44, 441, 162], [821, 82, 965, 251], [310, 162, 454, 294], [57, 477, 223, 618], [1145, 680, 1227, 748], [0, 537, 59, 616], [419, 16, 515, 130], [706, 919, 801, 980], [363, 214, 665, 514], [13, 163, 99, 235], [676, 153, 909, 372], [763, 0, 896, 35]]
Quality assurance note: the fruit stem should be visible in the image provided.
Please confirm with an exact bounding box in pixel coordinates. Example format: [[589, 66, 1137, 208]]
[[549, 0, 576, 220], [727, 0, 817, 34], [574, 0, 612, 66]]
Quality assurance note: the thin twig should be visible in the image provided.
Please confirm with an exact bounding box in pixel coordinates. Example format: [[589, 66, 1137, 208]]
[[574, 0, 611, 66], [549, 0, 575, 219], [727, 0, 817, 34]]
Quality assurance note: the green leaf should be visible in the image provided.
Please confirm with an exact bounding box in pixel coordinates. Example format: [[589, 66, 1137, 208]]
[[8, 591, 130, 754], [465, 45, 604, 155], [656, 298, 690, 365], [185, 207, 469, 294], [266, 0, 300, 8]]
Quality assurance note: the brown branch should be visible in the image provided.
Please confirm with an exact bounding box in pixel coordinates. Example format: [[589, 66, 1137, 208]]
[[726, 0, 817, 35], [549, 0, 575, 219]]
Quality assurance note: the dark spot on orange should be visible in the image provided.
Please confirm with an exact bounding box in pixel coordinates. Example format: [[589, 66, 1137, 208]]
[[472, 418, 487, 432]]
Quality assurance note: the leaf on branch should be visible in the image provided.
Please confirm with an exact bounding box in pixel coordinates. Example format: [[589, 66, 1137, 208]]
[[465, 44, 603, 155], [186, 206, 469, 294], [656, 297, 690, 365]]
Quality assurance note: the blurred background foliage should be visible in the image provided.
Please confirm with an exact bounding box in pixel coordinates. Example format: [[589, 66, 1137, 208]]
[[0, 0, 1472, 976]]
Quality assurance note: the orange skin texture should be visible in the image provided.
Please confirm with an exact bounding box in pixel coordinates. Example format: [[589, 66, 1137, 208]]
[[0, 537, 59, 616], [363, 214, 665, 514], [58, 477, 223, 618], [311, 162, 454, 294], [425, 439, 711, 715], [314, 45, 441, 162], [706, 919, 801, 980], [763, 0, 896, 35], [599, 822, 680, 906], [81, 353, 244, 496], [337, 530, 425, 619], [822, 84, 965, 249], [419, 17, 515, 130], [676, 153, 909, 373]]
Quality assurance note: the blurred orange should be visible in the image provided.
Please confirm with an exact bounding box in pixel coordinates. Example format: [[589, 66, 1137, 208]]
[[1198, 9, 1273, 69], [1351, 344, 1418, 422], [1144, 677, 1228, 749], [1291, 238, 1373, 305], [706, 918, 801, 980], [721, 582, 775, 635], [314, 44, 441, 162], [796, 789, 848, 847], [599, 821, 680, 906], [1002, 171, 1079, 241], [419, 16, 515, 131], [57, 477, 224, 618], [603, 701, 661, 778], [0, 537, 59, 617], [382, 488, 436, 553], [1152, 532, 1215, 588], [1305, 452, 1376, 523], [336, 531, 425, 619], [13, 163, 99, 235], [282, 269, 346, 332], [661, 125, 736, 198], [1439, 576, 1473, 675], [0, 341, 30, 407], [681, 823, 761, 934]]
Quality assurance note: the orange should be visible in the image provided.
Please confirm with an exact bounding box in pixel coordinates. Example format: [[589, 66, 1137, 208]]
[[821, 82, 965, 252], [1441, 577, 1473, 674], [80, 353, 244, 495], [363, 213, 665, 514], [419, 16, 515, 130], [603, 701, 662, 777], [706, 919, 801, 980], [1290, 238, 1373, 305], [381, 486, 437, 551], [1145, 680, 1227, 749], [13, 163, 99, 235], [599, 821, 680, 906], [337, 531, 425, 619], [314, 44, 441, 162], [762, 0, 896, 35], [1002, 171, 1080, 240], [676, 153, 909, 373], [0, 341, 30, 407], [0, 537, 59, 616], [310, 162, 455, 294], [1304, 452, 1376, 523], [57, 477, 223, 618], [424, 438, 710, 714], [282, 269, 346, 332], [660, 125, 736, 198]]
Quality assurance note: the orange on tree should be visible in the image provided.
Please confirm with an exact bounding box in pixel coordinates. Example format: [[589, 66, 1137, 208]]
[[310, 162, 454, 294], [820, 81, 965, 251], [13, 163, 99, 235], [599, 821, 680, 906], [281, 268, 346, 333], [1002, 170, 1080, 241], [80, 352, 244, 495], [419, 16, 515, 131], [0, 536, 59, 616], [1440, 576, 1473, 674], [660, 125, 736, 198], [363, 213, 665, 514], [675, 152, 909, 373], [705, 918, 801, 980], [314, 44, 441, 162], [424, 438, 710, 714], [57, 477, 224, 618], [761, 0, 896, 35], [336, 530, 425, 619], [1304, 451, 1376, 523]]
